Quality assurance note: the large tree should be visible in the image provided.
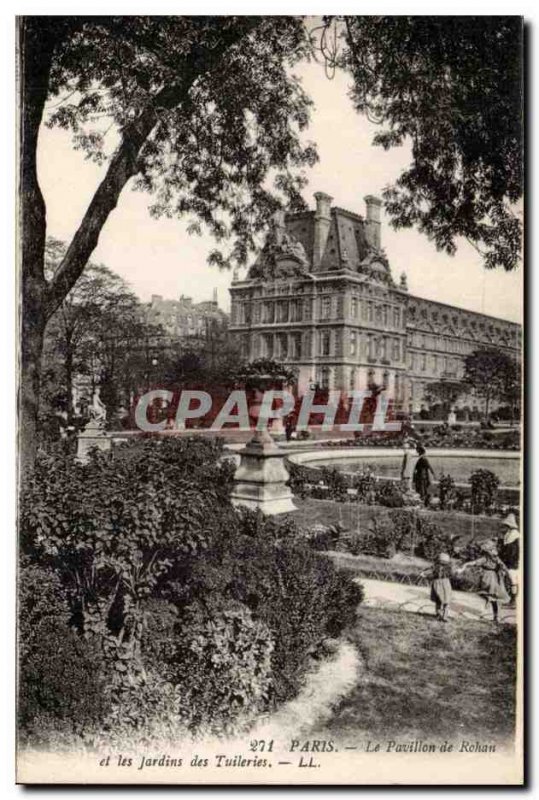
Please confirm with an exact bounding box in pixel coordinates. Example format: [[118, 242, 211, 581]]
[[19, 16, 316, 471], [423, 379, 468, 418], [43, 239, 144, 420], [463, 348, 520, 421], [328, 16, 523, 271]]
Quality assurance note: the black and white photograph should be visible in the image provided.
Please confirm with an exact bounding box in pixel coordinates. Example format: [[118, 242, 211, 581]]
[[14, 10, 524, 785]]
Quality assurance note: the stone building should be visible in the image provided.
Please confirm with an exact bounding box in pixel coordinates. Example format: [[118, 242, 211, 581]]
[[147, 290, 228, 340], [229, 193, 521, 416]]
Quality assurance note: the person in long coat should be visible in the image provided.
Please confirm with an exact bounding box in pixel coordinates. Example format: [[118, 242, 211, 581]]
[[413, 445, 436, 506]]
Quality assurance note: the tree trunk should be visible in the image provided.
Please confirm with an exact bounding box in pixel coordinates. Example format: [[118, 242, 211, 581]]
[[18, 19, 57, 476]]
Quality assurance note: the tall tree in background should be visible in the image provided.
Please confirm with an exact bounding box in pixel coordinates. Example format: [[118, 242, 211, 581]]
[[463, 348, 519, 421], [329, 16, 523, 270], [19, 16, 315, 471], [423, 379, 468, 419], [43, 239, 141, 419]]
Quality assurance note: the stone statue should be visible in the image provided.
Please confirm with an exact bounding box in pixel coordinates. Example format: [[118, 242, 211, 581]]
[[248, 216, 309, 280], [400, 439, 415, 488], [89, 387, 107, 424], [400, 272, 408, 290]]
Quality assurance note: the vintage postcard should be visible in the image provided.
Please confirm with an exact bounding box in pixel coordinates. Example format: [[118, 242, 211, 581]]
[[16, 13, 524, 785]]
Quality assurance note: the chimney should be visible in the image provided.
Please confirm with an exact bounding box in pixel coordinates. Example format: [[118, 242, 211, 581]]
[[364, 195, 382, 249], [313, 191, 333, 268]]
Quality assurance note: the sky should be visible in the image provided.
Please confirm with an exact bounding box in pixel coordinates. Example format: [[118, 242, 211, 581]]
[[37, 53, 523, 324]]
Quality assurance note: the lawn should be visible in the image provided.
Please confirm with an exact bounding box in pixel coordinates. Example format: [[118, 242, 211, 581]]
[[310, 606, 517, 746], [292, 498, 506, 590], [293, 497, 504, 544]]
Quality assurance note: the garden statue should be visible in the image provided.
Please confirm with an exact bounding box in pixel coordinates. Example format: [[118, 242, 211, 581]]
[[76, 386, 111, 462], [89, 387, 107, 426], [400, 439, 415, 490], [400, 439, 422, 507]]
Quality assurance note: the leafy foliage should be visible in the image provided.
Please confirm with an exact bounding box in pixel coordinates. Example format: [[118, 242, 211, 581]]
[[423, 380, 468, 417], [144, 604, 274, 736], [18, 564, 112, 744], [42, 17, 317, 270], [20, 438, 362, 742], [20, 437, 234, 648], [336, 16, 523, 271], [470, 469, 500, 514], [464, 349, 521, 419], [438, 473, 457, 511]]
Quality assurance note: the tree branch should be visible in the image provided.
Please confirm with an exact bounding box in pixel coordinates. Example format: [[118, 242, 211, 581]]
[[46, 18, 262, 319]]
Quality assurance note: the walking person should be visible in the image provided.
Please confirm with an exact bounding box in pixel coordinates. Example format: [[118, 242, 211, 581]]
[[497, 513, 520, 608], [421, 552, 453, 622], [413, 445, 436, 506], [457, 540, 510, 624]]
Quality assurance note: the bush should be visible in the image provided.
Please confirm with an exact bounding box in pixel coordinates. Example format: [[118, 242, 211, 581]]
[[352, 469, 378, 504], [318, 466, 350, 501], [438, 473, 457, 510], [18, 565, 112, 745], [414, 518, 453, 560], [347, 518, 397, 558], [20, 439, 363, 742], [375, 480, 406, 508], [339, 509, 452, 562], [470, 469, 500, 514], [190, 511, 363, 703], [143, 604, 274, 737]]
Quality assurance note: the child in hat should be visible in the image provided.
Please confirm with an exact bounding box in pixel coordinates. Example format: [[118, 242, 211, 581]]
[[420, 552, 453, 622], [457, 540, 510, 623], [497, 513, 520, 608]]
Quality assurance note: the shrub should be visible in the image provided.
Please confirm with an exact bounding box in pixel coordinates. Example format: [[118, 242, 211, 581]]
[[470, 469, 500, 514], [20, 438, 233, 642], [438, 473, 457, 510], [304, 524, 341, 551], [318, 466, 350, 501], [351, 518, 397, 558], [375, 480, 406, 508], [18, 565, 112, 745], [414, 518, 453, 560], [192, 513, 363, 703], [352, 469, 378, 504], [20, 439, 363, 741], [142, 604, 274, 737]]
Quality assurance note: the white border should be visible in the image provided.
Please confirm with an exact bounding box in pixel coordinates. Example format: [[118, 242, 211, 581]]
[[1, 4, 535, 798]]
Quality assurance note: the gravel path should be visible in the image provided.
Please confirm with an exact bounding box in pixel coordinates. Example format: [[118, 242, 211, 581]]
[[358, 577, 518, 625]]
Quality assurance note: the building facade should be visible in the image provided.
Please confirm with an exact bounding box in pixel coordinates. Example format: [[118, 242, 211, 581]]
[[147, 291, 228, 340], [229, 193, 521, 415]]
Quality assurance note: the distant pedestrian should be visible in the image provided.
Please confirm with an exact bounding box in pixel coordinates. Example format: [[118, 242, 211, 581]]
[[497, 513, 520, 608], [457, 540, 510, 623], [413, 445, 436, 506], [285, 415, 296, 442], [420, 552, 453, 622]]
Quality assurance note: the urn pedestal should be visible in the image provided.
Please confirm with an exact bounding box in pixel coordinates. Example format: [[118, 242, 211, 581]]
[[76, 419, 112, 463], [230, 429, 296, 515]]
